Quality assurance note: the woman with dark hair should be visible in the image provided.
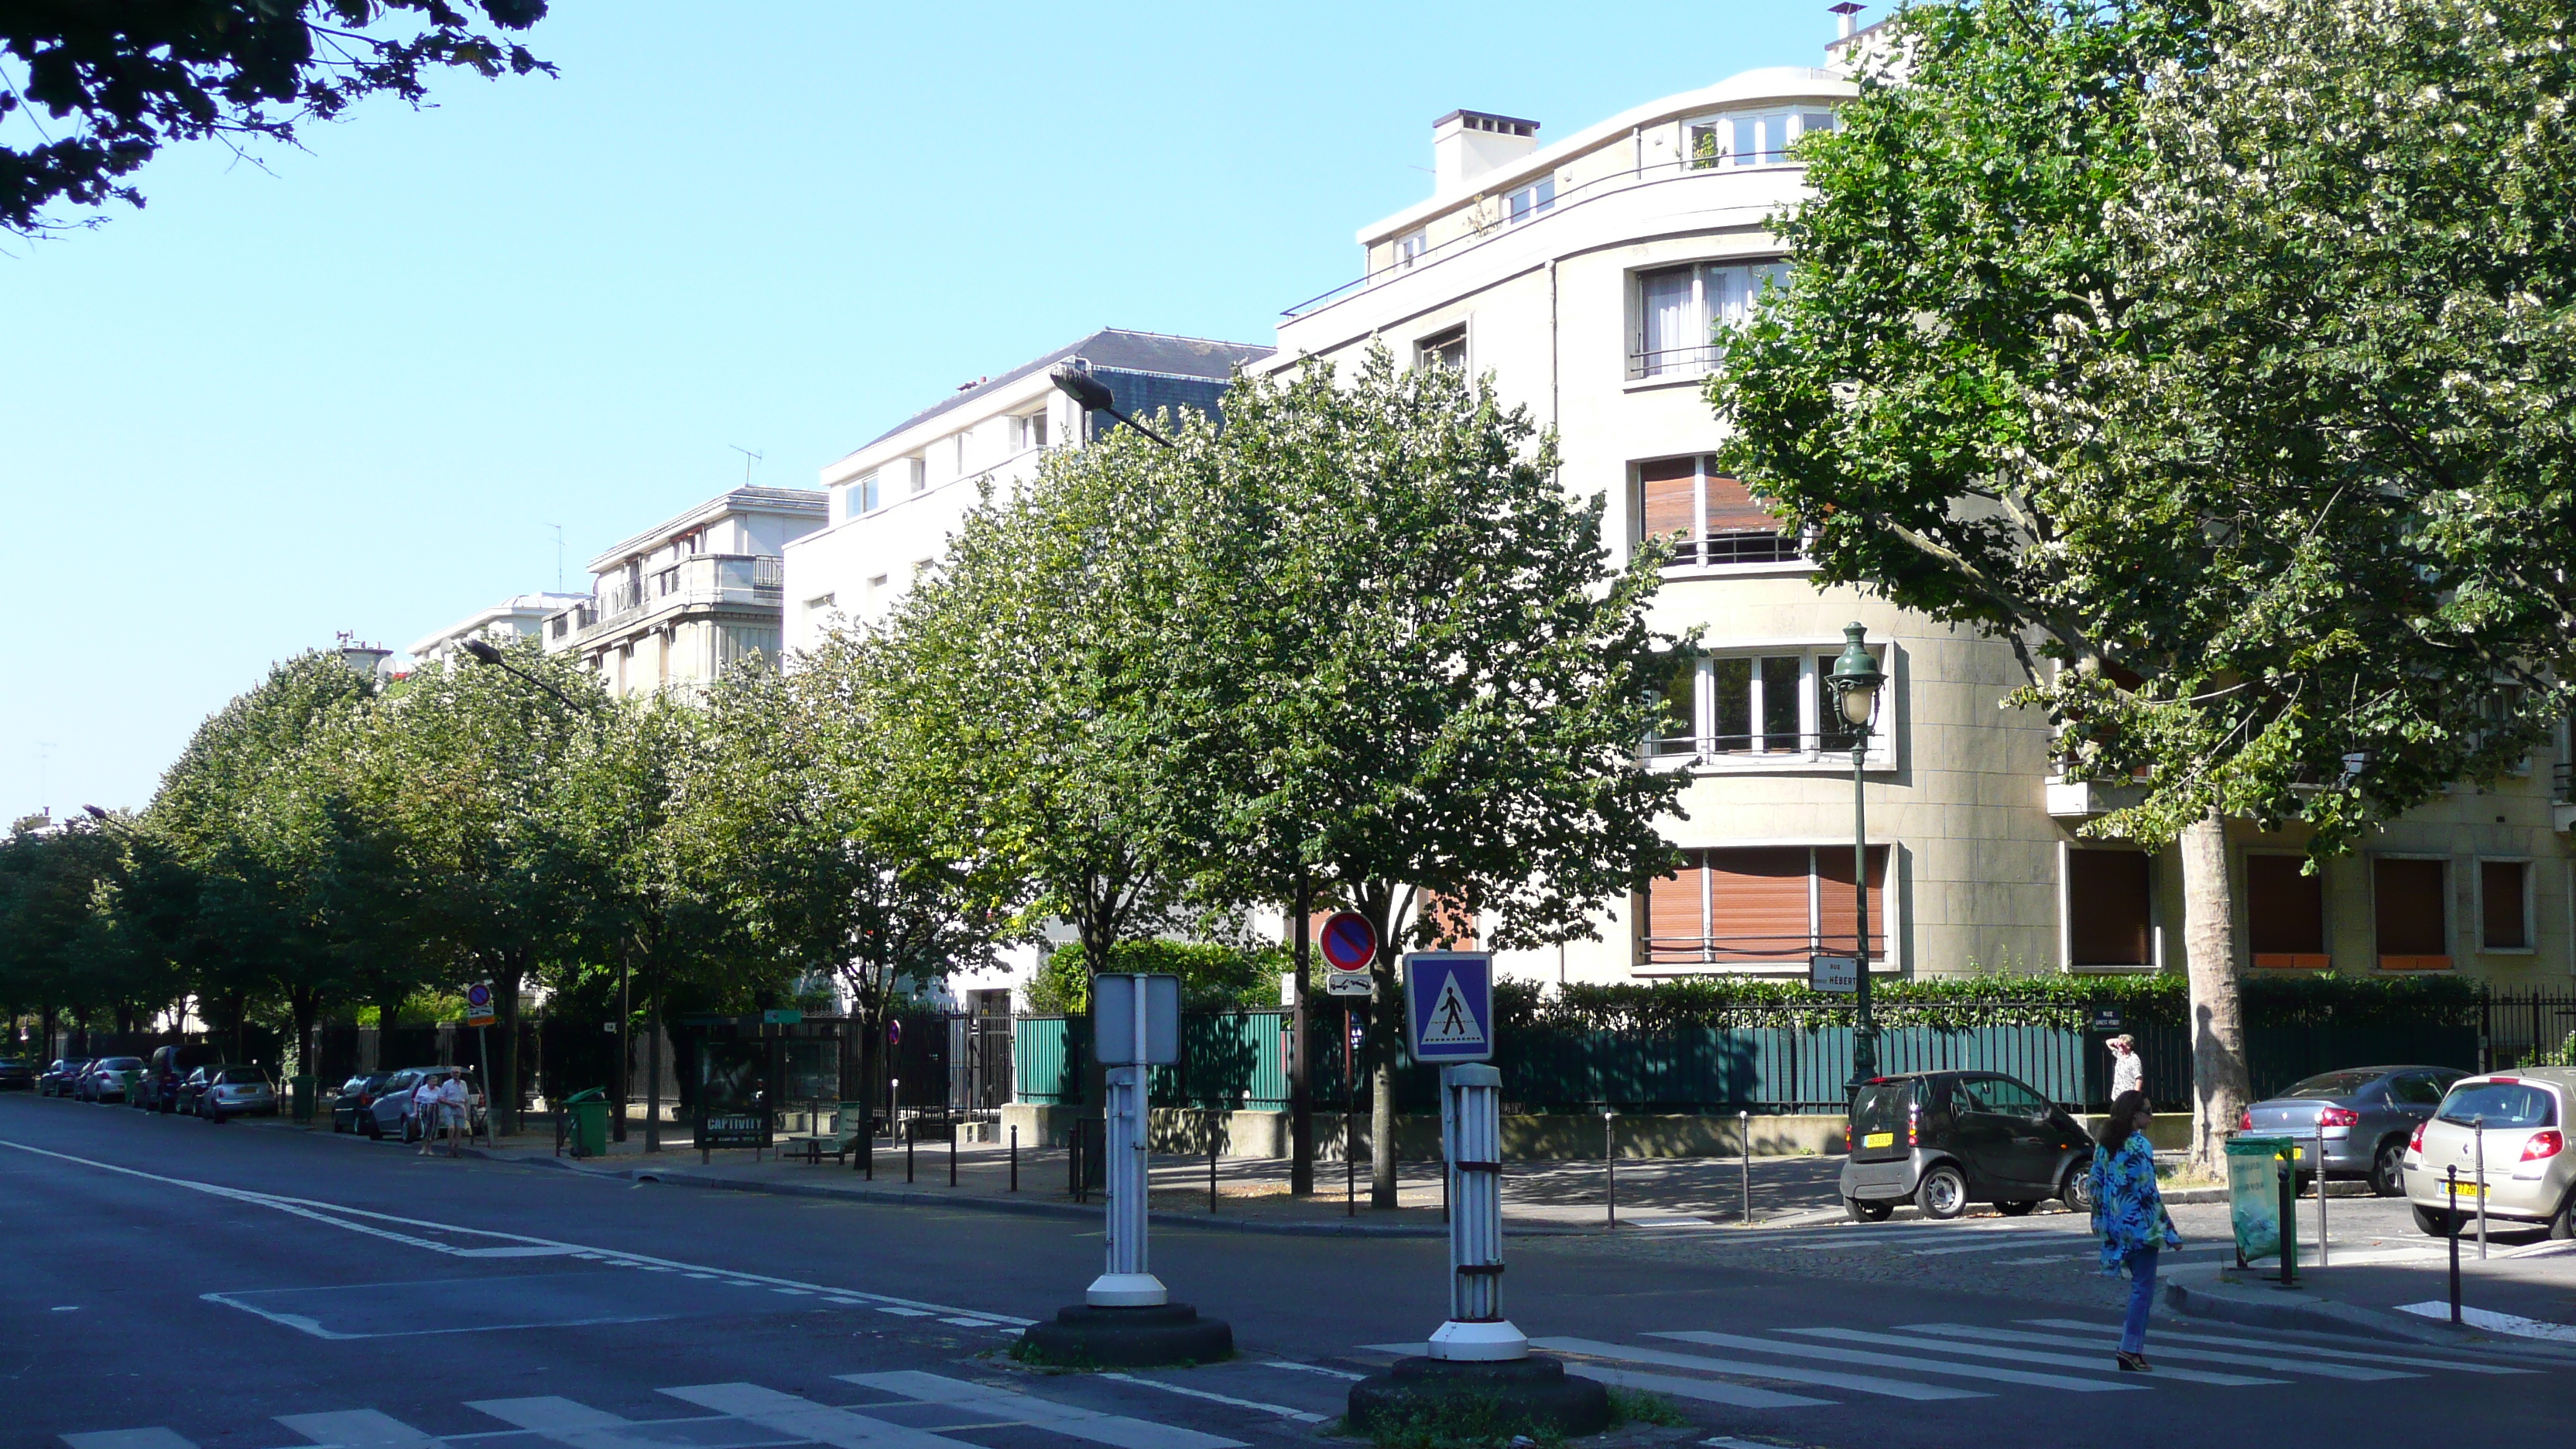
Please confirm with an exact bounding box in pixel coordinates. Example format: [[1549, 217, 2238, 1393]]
[[2088, 1090, 2180, 1372]]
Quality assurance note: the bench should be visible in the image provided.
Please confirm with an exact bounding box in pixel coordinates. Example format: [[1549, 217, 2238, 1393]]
[[780, 1101, 872, 1165]]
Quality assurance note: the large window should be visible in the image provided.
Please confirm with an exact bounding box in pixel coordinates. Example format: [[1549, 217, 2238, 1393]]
[[1632, 262, 1786, 379], [1644, 845, 1887, 968], [1642, 641, 1889, 767], [2373, 856, 2451, 971], [1633, 454, 1798, 567], [1417, 324, 1467, 372], [2480, 858, 2533, 952], [2247, 854, 2328, 970], [2067, 849, 2153, 969], [1685, 108, 1838, 169]]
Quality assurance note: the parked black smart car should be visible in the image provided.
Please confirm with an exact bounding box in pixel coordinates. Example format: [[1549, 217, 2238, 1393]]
[[1838, 1070, 2098, 1221]]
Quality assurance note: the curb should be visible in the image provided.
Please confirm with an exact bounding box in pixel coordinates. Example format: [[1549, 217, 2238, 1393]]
[[2163, 1282, 2576, 1359]]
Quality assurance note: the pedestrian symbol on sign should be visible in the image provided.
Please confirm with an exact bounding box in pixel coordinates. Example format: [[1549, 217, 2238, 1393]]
[[1403, 952, 1493, 1064]]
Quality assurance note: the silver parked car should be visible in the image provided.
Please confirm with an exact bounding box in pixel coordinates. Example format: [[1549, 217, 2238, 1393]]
[[2404, 1067, 2576, 1237], [197, 1066, 276, 1121], [2239, 1064, 2465, 1196], [362, 1067, 485, 1142]]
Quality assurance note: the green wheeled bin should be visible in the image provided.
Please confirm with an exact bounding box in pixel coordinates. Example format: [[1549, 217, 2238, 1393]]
[[289, 1074, 317, 1125], [2225, 1133, 2297, 1274], [564, 1088, 609, 1159]]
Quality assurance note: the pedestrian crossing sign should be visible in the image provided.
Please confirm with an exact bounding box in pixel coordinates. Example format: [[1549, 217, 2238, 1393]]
[[1403, 952, 1493, 1063]]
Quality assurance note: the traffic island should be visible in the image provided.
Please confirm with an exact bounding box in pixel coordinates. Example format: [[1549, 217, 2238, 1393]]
[[1345, 1354, 1610, 1439], [1014, 1302, 1233, 1368]]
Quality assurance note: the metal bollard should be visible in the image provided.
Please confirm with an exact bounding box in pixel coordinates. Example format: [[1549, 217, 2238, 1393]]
[[1604, 1109, 1618, 1230], [2448, 1166, 2464, 1323], [1208, 1112, 1219, 1214], [905, 1118, 914, 1184], [1429, 1064, 1524, 1360], [861, 1118, 873, 1180], [1009, 1124, 1019, 1193], [2314, 1118, 2329, 1268], [2474, 1117, 2489, 1259], [1345, 1111, 1355, 1218], [1740, 1108, 1752, 1228], [949, 1119, 957, 1187]]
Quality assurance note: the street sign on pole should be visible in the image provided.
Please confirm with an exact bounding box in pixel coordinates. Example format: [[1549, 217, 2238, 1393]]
[[1808, 954, 1858, 995], [1403, 953, 1493, 1064], [1321, 911, 1375, 997], [761, 1008, 803, 1025], [464, 981, 497, 1029]]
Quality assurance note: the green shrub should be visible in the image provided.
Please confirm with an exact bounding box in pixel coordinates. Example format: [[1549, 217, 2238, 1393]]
[[1026, 939, 1289, 1015]]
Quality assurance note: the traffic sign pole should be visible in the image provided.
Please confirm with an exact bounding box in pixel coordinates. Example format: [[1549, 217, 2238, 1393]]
[[1430, 1063, 1523, 1360]]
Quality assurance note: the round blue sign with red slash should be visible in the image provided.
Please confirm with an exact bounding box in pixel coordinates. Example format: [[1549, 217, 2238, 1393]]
[[886, 1018, 903, 1045], [1320, 912, 1376, 972]]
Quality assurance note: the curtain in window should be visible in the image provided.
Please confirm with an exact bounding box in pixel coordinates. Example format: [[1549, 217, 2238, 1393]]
[[1639, 268, 1697, 376]]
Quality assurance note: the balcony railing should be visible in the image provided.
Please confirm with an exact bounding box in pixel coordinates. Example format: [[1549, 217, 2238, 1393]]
[[561, 555, 785, 646], [1665, 530, 1801, 568], [1643, 729, 1872, 763], [1629, 342, 1725, 382], [1643, 932, 1885, 968]]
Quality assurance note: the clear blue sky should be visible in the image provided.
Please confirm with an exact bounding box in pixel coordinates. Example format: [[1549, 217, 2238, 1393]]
[[2, 2, 1836, 822]]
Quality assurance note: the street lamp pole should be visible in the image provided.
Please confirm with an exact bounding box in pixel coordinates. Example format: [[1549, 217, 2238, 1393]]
[[1049, 365, 1175, 449], [458, 638, 584, 711], [1828, 623, 1885, 1084]]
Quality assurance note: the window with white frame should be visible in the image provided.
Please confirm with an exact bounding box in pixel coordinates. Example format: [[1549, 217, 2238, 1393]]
[[1642, 642, 1890, 766], [1631, 261, 1788, 379], [1632, 454, 1799, 567], [849, 472, 882, 518], [1685, 108, 1836, 169], [1505, 177, 1555, 224], [1396, 230, 1427, 269], [1012, 409, 1050, 453], [1416, 324, 1467, 373]]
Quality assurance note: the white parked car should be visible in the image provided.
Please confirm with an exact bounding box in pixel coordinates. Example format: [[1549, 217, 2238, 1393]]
[[2404, 1067, 2576, 1238]]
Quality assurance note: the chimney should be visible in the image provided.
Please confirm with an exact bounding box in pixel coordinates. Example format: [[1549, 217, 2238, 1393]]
[[1830, 2, 1865, 38], [1432, 110, 1540, 192]]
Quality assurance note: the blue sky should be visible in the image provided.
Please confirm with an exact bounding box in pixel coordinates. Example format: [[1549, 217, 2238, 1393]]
[[2, 2, 1836, 821]]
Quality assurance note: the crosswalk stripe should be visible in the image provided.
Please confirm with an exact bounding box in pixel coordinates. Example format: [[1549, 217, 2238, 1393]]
[[660, 1383, 960, 1447], [1901, 1324, 2418, 1381], [1532, 1337, 1984, 1402], [1650, 1331, 2145, 1392], [2020, 1318, 2537, 1374], [275, 1410, 443, 1447], [842, 1370, 1246, 1449], [465, 1397, 672, 1448], [1094, 1373, 1328, 1424], [1786, 1327, 2283, 1387], [1561, 1363, 1832, 1410], [61, 1432, 197, 1449]]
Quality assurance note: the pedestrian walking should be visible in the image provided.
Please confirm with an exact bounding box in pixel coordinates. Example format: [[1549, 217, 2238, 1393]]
[[2108, 1033, 2144, 1101], [414, 1073, 440, 1156], [437, 1067, 471, 1156], [2089, 1089, 2180, 1372]]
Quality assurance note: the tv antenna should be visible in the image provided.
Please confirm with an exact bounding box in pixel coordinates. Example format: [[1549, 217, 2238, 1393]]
[[550, 523, 564, 591], [728, 445, 765, 487]]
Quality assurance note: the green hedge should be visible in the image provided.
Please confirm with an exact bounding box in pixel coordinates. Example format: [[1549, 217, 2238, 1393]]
[[1026, 939, 1289, 1015], [1505, 972, 2487, 1033]]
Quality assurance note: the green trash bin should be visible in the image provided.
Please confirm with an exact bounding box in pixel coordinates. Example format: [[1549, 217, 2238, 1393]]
[[563, 1088, 609, 1159], [289, 1074, 317, 1125], [2225, 1133, 2297, 1273]]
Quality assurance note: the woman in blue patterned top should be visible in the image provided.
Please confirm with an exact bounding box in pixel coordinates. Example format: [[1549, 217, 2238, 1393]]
[[2089, 1090, 2180, 1372]]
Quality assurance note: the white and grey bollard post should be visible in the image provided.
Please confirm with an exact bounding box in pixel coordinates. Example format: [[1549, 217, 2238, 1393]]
[[1428, 1064, 1526, 1361], [1088, 1057, 1163, 1306]]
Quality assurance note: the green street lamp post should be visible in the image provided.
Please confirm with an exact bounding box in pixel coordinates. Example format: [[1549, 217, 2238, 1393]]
[[1827, 623, 1885, 1084]]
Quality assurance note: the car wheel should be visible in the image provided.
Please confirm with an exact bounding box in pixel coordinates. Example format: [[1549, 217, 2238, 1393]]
[[2060, 1163, 2096, 1214], [2550, 1190, 2576, 1242], [363, 1114, 382, 1140], [1845, 1197, 1893, 1223], [1916, 1163, 1969, 1220], [403, 1115, 418, 1144], [1996, 1200, 2039, 1216], [2371, 1139, 2408, 1197], [2413, 1204, 2461, 1237]]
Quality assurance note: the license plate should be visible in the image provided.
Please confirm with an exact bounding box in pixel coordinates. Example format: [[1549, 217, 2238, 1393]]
[[1862, 1132, 1895, 1149], [2444, 1180, 2485, 1198]]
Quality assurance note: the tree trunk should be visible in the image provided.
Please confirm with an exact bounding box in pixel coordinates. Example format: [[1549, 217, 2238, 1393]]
[[289, 985, 320, 1081], [1369, 1026, 1399, 1209], [492, 957, 526, 1137], [2180, 808, 2250, 1175]]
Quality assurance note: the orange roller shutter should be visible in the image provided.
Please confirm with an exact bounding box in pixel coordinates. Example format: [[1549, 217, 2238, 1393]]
[[1637, 457, 1697, 543], [1816, 844, 1889, 961], [1704, 471, 1780, 534], [1707, 848, 1812, 963]]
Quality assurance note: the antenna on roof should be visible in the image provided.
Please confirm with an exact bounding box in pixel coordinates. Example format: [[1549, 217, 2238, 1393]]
[[728, 444, 765, 488], [550, 523, 564, 591]]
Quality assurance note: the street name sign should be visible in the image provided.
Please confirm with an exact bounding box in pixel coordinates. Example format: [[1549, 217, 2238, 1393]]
[[1321, 911, 1375, 997], [762, 1008, 803, 1025], [1404, 952, 1494, 1064], [464, 981, 498, 1029], [1808, 954, 1858, 994]]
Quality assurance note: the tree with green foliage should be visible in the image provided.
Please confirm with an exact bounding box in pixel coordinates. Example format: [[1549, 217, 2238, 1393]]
[[1024, 939, 1286, 1016], [1711, 0, 2576, 1166], [2, 0, 553, 235]]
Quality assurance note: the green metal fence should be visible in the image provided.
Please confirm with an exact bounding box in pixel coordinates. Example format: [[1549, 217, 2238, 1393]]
[[1013, 1011, 1291, 1110]]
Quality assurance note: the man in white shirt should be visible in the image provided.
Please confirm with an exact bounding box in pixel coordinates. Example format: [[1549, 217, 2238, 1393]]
[[2108, 1033, 2145, 1102], [432, 1067, 470, 1156]]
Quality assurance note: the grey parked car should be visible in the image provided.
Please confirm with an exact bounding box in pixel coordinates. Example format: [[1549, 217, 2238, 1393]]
[[2240, 1064, 2465, 1196]]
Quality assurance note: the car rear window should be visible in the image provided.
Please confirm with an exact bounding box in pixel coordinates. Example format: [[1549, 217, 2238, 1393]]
[[2440, 1081, 2558, 1129], [1851, 1081, 1913, 1135], [2283, 1070, 2378, 1098], [214, 1070, 266, 1085], [103, 1058, 142, 1070]]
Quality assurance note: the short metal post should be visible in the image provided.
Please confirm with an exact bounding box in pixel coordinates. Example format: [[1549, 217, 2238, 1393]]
[[2474, 1117, 2489, 1259], [1740, 1108, 1752, 1228], [1009, 1124, 1019, 1193], [948, 1119, 957, 1187], [905, 1118, 914, 1184], [2448, 1167, 2463, 1323], [2315, 1118, 2329, 1268], [1345, 1109, 1355, 1218], [1208, 1110, 1219, 1214], [2276, 1151, 2297, 1287], [862, 1118, 873, 1180], [1603, 1108, 1618, 1229]]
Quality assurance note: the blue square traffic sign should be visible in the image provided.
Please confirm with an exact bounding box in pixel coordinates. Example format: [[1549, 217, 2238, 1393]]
[[1404, 952, 1494, 1064]]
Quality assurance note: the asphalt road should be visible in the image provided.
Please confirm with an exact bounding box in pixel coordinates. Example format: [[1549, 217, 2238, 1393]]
[[5, 1094, 2571, 1449]]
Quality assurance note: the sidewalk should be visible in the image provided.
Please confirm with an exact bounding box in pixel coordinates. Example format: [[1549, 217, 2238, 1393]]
[[271, 1112, 1851, 1238], [2163, 1225, 2576, 1357]]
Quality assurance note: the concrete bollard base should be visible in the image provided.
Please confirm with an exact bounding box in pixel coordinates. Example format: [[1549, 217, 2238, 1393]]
[[1346, 1354, 1611, 1437], [1016, 1302, 1233, 1368]]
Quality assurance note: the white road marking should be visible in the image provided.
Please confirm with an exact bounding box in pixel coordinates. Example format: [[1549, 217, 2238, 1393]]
[[275, 1409, 444, 1447], [465, 1397, 668, 1449], [1793, 1327, 2283, 1386], [1250, 1360, 1366, 1382], [1651, 1330, 2145, 1392], [1899, 1323, 2416, 1380], [61, 1433, 197, 1449], [1095, 1373, 1328, 1423], [844, 1369, 1248, 1449], [2396, 1302, 2576, 1341], [2021, 1317, 2536, 1373], [659, 1383, 957, 1447], [1532, 1336, 1985, 1402], [0, 1138, 1034, 1327], [1563, 1362, 1831, 1410]]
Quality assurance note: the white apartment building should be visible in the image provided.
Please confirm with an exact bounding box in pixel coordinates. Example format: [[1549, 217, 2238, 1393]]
[[782, 328, 1272, 654], [542, 488, 826, 698], [406, 594, 591, 671], [1266, 33, 2576, 987]]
